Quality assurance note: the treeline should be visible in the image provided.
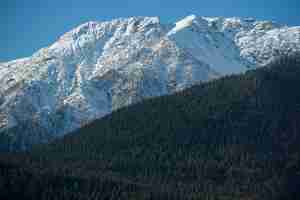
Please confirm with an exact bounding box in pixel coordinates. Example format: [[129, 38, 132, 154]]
[[1, 54, 300, 199]]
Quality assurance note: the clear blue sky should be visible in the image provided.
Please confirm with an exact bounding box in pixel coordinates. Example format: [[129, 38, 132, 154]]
[[1, 0, 300, 62]]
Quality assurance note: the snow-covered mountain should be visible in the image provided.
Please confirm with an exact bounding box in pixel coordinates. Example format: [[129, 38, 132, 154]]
[[1, 15, 300, 150]]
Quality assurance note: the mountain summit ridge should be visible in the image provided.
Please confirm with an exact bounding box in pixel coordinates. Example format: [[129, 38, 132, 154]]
[[1, 15, 300, 150]]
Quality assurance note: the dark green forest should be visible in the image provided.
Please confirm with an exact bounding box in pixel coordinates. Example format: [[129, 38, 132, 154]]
[[1, 55, 300, 199]]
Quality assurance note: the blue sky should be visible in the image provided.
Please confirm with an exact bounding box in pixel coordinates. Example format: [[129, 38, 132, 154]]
[[1, 0, 300, 62]]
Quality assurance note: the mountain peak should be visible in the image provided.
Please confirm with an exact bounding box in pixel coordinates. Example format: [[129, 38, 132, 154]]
[[1, 15, 300, 150]]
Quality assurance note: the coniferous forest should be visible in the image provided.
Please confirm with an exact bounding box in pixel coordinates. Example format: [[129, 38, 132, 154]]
[[0, 55, 300, 199]]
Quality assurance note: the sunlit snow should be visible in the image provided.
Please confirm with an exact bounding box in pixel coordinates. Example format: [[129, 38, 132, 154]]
[[167, 15, 196, 36]]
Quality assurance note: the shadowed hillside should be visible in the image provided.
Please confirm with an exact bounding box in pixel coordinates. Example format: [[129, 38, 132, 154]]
[[1, 54, 300, 199]]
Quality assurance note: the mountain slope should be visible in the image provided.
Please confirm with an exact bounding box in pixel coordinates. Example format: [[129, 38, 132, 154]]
[[1, 15, 300, 150], [1, 55, 300, 199]]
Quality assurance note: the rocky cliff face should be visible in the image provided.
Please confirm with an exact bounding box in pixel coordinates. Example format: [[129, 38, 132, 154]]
[[1, 15, 299, 150]]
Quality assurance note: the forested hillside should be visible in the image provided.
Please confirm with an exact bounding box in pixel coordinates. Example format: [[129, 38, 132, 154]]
[[1, 55, 300, 199]]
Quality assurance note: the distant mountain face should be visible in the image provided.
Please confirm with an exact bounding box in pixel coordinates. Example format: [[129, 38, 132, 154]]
[[0, 15, 300, 150], [1, 57, 300, 199]]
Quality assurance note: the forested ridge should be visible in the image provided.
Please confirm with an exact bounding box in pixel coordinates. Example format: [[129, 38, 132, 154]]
[[1, 55, 300, 199]]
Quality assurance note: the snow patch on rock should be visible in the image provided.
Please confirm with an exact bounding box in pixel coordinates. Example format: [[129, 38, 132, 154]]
[[167, 15, 196, 36]]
